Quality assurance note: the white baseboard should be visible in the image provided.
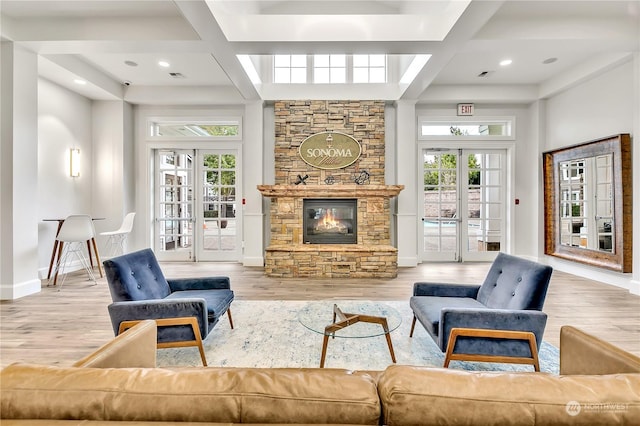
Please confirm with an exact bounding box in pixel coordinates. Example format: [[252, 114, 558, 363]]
[[243, 256, 265, 267], [0, 278, 41, 300], [398, 256, 418, 267], [630, 279, 640, 296]]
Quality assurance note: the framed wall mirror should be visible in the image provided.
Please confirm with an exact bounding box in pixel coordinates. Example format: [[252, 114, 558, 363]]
[[543, 134, 632, 272]]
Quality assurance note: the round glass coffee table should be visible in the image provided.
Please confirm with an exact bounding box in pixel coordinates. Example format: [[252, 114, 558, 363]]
[[298, 301, 402, 368]]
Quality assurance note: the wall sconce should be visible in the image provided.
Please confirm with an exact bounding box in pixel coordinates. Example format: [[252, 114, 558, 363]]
[[70, 148, 80, 177]]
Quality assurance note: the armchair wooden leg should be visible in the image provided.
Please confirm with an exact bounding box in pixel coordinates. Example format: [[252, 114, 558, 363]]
[[118, 317, 208, 367], [227, 308, 234, 329], [443, 327, 540, 371], [409, 315, 417, 337]]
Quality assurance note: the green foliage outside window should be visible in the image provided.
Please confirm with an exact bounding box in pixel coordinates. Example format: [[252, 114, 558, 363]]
[[199, 125, 239, 136], [203, 154, 236, 223], [424, 154, 480, 188]]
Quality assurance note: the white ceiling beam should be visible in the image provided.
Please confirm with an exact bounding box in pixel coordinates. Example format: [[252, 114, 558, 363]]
[[125, 85, 245, 105], [16, 40, 215, 55], [41, 54, 124, 98], [174, 0, 259, 101], [229, 40, 441, 55], [1, 16, 197, 42], [400, 0, 506, 100], [477, 17, 639, 43], [419, 84, 539, 104]]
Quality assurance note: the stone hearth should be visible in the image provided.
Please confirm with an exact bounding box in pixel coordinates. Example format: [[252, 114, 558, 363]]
[[258, 184, 403, 278]]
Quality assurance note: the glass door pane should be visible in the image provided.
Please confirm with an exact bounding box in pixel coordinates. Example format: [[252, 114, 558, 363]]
[[421, 149, 506, 262], [155, 150, 194, 261], [421, 150, 460, 261], [462, 150, 505, 261], [198, 151, 240, 261]]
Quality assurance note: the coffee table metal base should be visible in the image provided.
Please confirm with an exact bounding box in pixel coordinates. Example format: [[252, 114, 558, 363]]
[[320, 304, 397, 368]]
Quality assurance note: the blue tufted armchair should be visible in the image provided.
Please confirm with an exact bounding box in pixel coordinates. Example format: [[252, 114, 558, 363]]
[[103, 248, 234, 366], [409, 252, 553, 370]]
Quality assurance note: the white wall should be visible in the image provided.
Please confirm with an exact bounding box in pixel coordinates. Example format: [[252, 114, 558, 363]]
[[544, 59, 638, 292], [243, 101, 265, 266], [0, 42, 40, 299], [37, 78, 93, 277], [544, 61, 634, 152], [395, 100, 418, 266], [92, 101, 124, 242]]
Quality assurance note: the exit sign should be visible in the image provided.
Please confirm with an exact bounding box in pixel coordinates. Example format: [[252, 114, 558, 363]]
[[457, 103, 474, 116]]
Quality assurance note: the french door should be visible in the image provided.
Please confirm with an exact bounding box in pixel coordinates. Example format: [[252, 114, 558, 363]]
[[421, 149, 506, 262], [154, 149, 240, 262]]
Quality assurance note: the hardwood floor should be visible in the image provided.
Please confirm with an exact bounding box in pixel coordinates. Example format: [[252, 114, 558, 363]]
[[1, 261, 639, 368]]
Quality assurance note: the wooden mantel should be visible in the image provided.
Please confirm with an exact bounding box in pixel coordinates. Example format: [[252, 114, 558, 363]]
[[257, 184, 404, 198]]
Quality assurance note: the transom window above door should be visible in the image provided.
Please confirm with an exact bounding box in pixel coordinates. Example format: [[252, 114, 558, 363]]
[[419, 117, 514, 139], [149, 119, 242, 139]]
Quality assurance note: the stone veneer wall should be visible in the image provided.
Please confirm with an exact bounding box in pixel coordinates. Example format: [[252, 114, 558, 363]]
[[265, 100, 398, 278], [274, 100, 385, 185]]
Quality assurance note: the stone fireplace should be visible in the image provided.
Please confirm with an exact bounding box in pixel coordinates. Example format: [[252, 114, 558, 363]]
[[258, 184, 403, 278], [258, 100, 403, 278], [303, 198, 357, 244]]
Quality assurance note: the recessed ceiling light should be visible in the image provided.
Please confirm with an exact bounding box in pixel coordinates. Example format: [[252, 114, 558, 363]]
[[74, 79, 87, 85], [158, 60, 170, 68], [543, 57, 558, 64], [124, 60, 138, 67], [499, 59, 512, 67]]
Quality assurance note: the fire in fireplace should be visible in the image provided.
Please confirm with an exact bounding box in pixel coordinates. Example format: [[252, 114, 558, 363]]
[[303, 199, 357, 244]]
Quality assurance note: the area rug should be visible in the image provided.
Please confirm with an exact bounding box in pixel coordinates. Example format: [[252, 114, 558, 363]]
[[156, 300, 559, 374]]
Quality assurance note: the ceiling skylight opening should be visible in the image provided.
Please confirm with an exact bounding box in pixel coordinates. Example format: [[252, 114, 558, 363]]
[[400, 54, 432, 85], [499, 59, 513, 67], [158, 60, 170, 68], [237, 55, 262, 84], [73, 79, 87, 85]]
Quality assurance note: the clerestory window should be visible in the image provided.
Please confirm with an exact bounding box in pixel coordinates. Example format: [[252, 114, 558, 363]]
[[353, 54, 386, 83], [274, 54, 307, 83], [313, 54, 346, 83], [271, 54, 387, 84]]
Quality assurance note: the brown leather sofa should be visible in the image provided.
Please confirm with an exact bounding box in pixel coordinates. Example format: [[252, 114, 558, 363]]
[[2, 321, 639, 425]]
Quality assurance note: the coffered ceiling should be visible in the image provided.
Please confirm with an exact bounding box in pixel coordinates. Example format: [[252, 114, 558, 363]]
[[1, 0, 638, 104]]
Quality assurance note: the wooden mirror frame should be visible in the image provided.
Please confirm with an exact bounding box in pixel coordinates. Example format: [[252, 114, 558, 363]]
[[543, 134, 632, 273]]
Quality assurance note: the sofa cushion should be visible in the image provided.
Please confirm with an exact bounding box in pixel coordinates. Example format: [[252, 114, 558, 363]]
[[0, 364, 381, 425], [0, 421, 234, 425], [72, 320, 157, 368], [378, 365, 640, 426], [410, 296, 486, 337], [560, 326, 640, 375]]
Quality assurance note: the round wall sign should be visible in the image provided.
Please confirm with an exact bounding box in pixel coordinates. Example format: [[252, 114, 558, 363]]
[[298, 131, 362, 170]]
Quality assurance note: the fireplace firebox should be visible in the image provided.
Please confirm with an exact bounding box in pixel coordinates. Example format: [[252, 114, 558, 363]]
[[303, 199, 357, 244]]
